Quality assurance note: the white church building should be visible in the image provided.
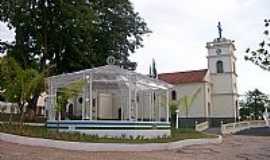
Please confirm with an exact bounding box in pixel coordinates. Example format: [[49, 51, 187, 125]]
[[159, 27, 239, 127]]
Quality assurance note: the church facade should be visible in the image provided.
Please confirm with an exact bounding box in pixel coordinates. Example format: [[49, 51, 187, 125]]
[[159, 35, 239, 127]]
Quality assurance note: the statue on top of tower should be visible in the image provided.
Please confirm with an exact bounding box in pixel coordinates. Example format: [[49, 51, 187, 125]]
[[217, 21, 223, 39]]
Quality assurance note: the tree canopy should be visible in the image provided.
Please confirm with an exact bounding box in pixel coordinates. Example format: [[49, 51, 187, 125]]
[[0, 57, 45, 120], [149, 59, 157, 78], [240, 89, 270, 120], [0, 0, 150, 74], [245, 19, 270, 71]]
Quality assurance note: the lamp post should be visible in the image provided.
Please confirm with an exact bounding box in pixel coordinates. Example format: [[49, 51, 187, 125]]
[[263, 106, 269, 127], [175, 109, 180, 129]]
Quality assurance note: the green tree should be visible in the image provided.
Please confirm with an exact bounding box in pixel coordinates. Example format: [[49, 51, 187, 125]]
[[149, 65, 152, 77], [0, 57, 5, 101], [245, 19, 270, 70], [240, 89, 270, 120], [0, 57, 45, 124], [0, 0, 151, 74], [152, 59, 157, 78], [239, 105, 251, 120], [148, 59, 157, 78], [0, 0, 150, 116]]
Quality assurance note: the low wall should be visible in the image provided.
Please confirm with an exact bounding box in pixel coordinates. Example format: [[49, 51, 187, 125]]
[[0, 113, 46, 123], [0, 132, 222, 152], [177, 118, 207, 128], [210, 118, 235, 127], [221, 120, 267, 134], [195, 121, 209, 132], [0, 121, 44, 127], [177, 117, 235, 128]]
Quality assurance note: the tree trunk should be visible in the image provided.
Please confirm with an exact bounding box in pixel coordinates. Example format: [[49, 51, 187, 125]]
[[27, 95, 39, 121], [18, 103, 25, 128], [40, 0, 48, 72], [19, 111, 24, 127], [8, 107, 13, 124]]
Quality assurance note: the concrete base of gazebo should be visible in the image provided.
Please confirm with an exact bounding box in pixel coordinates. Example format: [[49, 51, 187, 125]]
[[47, 120, 171, 138]]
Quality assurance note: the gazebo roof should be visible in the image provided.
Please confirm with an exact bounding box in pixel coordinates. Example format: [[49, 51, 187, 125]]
[[48, 65, 173, 90]]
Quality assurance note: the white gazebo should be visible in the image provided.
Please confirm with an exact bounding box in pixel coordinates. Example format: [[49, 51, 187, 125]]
[[46, 65, 173, 138]]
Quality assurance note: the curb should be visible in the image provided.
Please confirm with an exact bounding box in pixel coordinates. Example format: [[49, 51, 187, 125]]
[[0, 132, 222, 152]]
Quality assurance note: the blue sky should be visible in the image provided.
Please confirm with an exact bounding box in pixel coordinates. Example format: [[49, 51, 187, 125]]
[[130, 0, 270, 94], [0, 0, 270, 94]]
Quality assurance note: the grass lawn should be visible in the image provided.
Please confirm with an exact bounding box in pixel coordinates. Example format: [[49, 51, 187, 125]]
[[0, 123, 217, 144]]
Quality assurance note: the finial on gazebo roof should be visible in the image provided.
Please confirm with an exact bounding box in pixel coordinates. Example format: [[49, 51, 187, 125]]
[[106, 56, 116, 65]]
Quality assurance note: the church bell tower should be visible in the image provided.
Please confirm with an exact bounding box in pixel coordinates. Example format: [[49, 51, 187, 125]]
[[206, 22, 239, 122]]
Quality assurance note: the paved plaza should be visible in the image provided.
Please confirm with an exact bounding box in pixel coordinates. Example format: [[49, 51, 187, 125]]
[[0, 132, 270, 160]]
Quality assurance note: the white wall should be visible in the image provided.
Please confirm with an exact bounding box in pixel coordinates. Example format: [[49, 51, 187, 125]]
[[211, 95, 236, 117], [0, 101, 22, 114], [172, 82, 210, 118]]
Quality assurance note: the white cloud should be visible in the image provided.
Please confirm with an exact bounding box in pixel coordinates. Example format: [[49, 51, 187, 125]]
[[0, 23, 14, 42], [1, 0, 270, 94], [130, 0, 270, 94]]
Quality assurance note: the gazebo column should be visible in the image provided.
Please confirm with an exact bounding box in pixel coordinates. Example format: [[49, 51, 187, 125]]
[[135, 87, 138, 121], [166, 90, 170, 122], [120, 88, 124, 121], [47, 79, 52, 120], [51, 81, 57, 121], [89, 73, 93, 120], [152, 91, 155, 121], [158, 93, 161, 121], [81, 93, 85, 120], [138, 92, 141, 121], [149, 91, 152, 121], [141, 91, 145, 121], [151, 91, 155, 121], [82, 74, 86, 120], [49, 84, 57, 121], [120, 91, 123, 121], [153, 91, 156, 121], [128, 82, 132, 120]]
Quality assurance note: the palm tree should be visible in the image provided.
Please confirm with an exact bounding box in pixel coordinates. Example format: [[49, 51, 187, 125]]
[[55, 80, 86, 131], [174, 87, 201, 118]]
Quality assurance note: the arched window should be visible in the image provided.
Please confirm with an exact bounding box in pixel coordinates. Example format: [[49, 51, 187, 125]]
[[78, 97, 83, 104], [171, 90, 177, 100], [216, 61, 224, 73]]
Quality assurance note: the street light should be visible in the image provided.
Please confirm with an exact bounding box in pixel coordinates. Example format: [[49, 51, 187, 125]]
[[175, 109, 180, 129]]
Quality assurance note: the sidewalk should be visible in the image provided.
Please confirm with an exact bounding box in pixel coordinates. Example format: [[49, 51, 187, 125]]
[[204, 128, 221, 135]]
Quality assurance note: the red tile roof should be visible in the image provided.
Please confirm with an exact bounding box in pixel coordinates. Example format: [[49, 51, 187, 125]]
[[158, 69, 208, 85]]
